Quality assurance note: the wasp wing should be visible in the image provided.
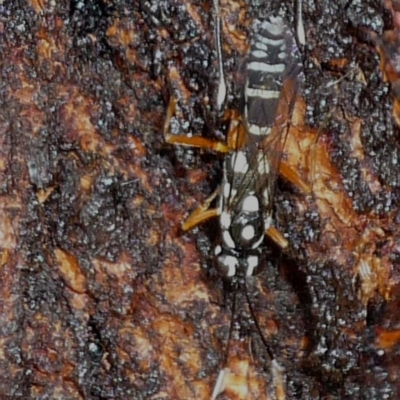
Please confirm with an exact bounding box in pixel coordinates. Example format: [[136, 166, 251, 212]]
[[225, 16, 302, 215], [257, 68, 302, 209]]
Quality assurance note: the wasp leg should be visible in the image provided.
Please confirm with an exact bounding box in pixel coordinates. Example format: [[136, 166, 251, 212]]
[[166, 134, 230, 153], [182, 187, 221, 231], [221, 108, 240, 122], [279, 161, 311, 194], [164, 97, 230, 153], [182, 208, 220, 231], [266, 226, 289, 249], [223, 109, 247, 151]]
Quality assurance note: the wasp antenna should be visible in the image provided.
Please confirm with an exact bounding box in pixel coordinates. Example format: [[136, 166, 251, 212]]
[[244, 280, 275, 361], [213, 0, 227, 109], [271, 359, 286, 400], [211, 285, 238, 399], [296, 0, 306, 46], [211, 368, 230, 400]]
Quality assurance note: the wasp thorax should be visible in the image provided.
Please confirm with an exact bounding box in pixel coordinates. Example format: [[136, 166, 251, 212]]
[[219, 191, 265, 252], [230, 203, 265, 249]]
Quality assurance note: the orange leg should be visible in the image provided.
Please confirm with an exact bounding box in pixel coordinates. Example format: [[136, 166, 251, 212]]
[[221, 109, 247, 151], [164, 97, 230, 153], [266, 226, 289, 249], [279, 161, 311, 195], [166, 134, 230, 153], [181, 187, 221, 231]]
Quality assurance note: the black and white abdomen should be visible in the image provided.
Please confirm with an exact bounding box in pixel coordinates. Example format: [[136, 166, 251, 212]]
[[244, 15, 302, 137]]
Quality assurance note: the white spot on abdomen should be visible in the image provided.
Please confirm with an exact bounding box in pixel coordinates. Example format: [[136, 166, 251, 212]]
[[261, 17, 285, 36], [245, 87, 280, 99], [248, 61, 285, 73], [251, 50, 268, 59], [256, 37, 284, 48]]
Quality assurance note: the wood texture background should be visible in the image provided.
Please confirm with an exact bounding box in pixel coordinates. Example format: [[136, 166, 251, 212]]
[[0, 0, 400, 399]]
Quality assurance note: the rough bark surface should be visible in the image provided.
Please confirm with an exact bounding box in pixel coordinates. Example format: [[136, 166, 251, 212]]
[[1, 0, 400, 399]]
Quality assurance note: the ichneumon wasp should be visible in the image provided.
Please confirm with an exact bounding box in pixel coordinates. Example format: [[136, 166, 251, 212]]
[[164, 3, 309, 399]]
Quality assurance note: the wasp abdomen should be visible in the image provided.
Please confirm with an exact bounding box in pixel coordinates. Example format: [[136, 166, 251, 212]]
[[245, 16, 301, 137]]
